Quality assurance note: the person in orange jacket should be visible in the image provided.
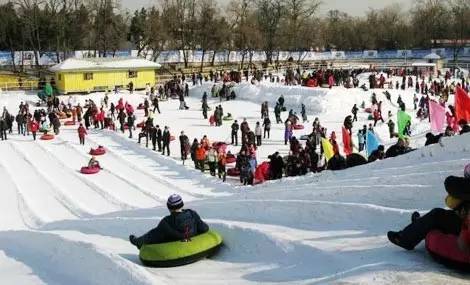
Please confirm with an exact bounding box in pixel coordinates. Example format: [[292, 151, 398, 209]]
[[195, 144, 207, 172]]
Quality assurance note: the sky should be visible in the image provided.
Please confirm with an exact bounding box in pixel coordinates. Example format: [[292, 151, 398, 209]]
[[121, 0, 414, 16]]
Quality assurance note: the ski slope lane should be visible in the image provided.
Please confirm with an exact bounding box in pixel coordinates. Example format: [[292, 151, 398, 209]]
[[0, 140, 76, 224], [38, 135, 156, 209]]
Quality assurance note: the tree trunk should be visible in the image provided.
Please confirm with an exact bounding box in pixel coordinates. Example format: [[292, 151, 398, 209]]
[[211, 50, 216, 67], [200, 49, 205, 73]]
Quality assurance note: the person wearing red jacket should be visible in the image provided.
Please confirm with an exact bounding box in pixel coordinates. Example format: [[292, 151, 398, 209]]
[[29, 120, 39, 141], [78, 123, 87, 145]]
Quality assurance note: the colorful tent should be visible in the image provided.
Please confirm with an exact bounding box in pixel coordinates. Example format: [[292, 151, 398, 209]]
[[397, 110, 411, 138], [455, 87, 470, 122], [321, 138, 334, 161], [429, 100, 446, 133], [342, 127, 352, 156], [366, 131, 380, 157]]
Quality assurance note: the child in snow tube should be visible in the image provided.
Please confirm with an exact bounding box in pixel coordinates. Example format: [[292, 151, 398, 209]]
[[89, 146, 106, 156], [226, 152, 236, 164], [293, 124, 304, 130], [129, 194, 222, 267], [227, 167, 240, 177], [388, 166, 470, 271], [81, 156, 102, 174]]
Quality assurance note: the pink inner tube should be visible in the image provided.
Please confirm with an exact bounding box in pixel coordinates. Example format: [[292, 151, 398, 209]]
[[80, 166, 100, 175], [425, 230, 470, 265], [293, 125, 304, 130], [40, 134, 55, 140], [64, 121, 75, 126], [89, 148, 106, 156]]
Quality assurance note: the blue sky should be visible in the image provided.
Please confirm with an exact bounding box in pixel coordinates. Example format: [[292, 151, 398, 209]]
[[120, 0, 413, 16]]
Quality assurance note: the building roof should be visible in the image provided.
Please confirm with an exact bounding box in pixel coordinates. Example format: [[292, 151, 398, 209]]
[[50, 57, 161, 72], [423, 53, 441, 60]]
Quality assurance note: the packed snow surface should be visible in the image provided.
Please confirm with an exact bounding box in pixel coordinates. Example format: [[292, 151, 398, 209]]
[[0, 77, 469, 284]]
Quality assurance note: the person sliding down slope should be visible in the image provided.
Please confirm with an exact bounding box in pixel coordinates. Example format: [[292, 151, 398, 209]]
[[388, 165, 470, 251], [129, 194, 209, 248]]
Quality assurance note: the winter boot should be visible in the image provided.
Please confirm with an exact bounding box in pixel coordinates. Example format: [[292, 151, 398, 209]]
[[387, 231, 413, 251], [411, 211, 420, 223]]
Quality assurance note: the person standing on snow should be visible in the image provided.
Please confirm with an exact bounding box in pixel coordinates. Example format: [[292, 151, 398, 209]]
[[78, 123, 87, 145], [127, 112, 135, 139], [274, 103, 282, 124], [301, 103, 307, 123], [162, 126, 171, 156], [29, 119, 39, 141], [217, 151, 227, 182], [351, 104, 359, 122], [231, 120, 239, 146], [179, 131, 190, 163], [263, 116, 271, 139], [207, 148, 218, 176], [255, 122, 262, 146]]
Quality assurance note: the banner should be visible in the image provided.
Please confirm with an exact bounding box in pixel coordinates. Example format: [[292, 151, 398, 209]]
[[321, 138, 334, 162], [366, 131, 380, 157], [429, 100, 446, 133], [455, 87, 470, 122]]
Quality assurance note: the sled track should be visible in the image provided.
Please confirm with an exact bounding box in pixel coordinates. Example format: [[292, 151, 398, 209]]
[[36, 139, 142, 210]]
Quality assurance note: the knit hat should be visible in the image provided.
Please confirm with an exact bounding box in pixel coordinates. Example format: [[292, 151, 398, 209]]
[[167, 194, 184, 210], [465, 164, 470, 179]]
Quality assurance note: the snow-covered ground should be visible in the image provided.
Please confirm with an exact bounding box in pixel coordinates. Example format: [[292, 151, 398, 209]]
[[0, 76, 469, 284]]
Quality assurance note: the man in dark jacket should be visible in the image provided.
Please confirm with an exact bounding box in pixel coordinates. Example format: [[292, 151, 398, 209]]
[[179, 131, 189, 162], [231, 120, 239, 145], [385, 138, 412, 158], [368, 145, 385, 162], [129, 194, 209, 248], [127, 112, 135, 138], [162, 126, 171, 156], [424, 132, 443, 146]]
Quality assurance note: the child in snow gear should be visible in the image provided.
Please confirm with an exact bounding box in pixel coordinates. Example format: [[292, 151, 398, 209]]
[[162, 126, 171, 156], [129, 194, 209, 248], [88, 156, 102, 169], [78, 123, 87, 145]]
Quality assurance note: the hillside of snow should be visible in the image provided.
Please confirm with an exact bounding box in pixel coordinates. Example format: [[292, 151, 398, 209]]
[[0, 78, 469, 284]]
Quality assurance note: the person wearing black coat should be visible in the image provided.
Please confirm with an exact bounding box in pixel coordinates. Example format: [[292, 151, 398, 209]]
[[129, 194, 209, 248], [231, 120, 239, 145], [385, 139, 412, 158], [368, 145, 385, 162], [152, 96, 161, 114], [424, 132, 443, 146], [162, 126, 171, 156], [179, 131, 189, 161], [459, 120, 470, 135], [327, 153, 347, 171], [127, 113, 135, 139], [0, 118, 7, 140]]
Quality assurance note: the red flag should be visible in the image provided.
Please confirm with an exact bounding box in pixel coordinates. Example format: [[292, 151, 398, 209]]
[[342, 126, 352, 156], [455, 87, 470, 122]]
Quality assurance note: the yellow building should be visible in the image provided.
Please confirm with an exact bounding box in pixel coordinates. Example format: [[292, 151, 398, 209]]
[[50, 57, 161, 94]]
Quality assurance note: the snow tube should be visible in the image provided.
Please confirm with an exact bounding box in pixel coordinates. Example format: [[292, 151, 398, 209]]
[[212, 142, 227, 153], [170, 135, 175, 142], [137, 104, 145, 110], [64, 120, 75, 126], [346, 153, 368, 168], [80, 166, 100, 175], [293, 124, 304, 130], [89, 147, 106, 156], [136, 122, 145, 128], [227, 168, 240, 177], [39, 127, 50, 133], [365, 107, 372, 113], [226, 154, 236, 164], [139, 230, 223, 267], [368, 114, 374, 120], [223, 116, 233, 121], [425, 230, 470, 272], [40, 134, 55, 140], [254, 162, 270, 183]]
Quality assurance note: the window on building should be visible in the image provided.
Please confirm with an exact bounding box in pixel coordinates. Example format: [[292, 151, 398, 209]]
[[128, 71, 138, 78], [84, 73, 93, 80]]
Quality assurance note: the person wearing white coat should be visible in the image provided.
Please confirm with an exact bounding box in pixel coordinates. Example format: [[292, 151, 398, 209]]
[[255, 122, 262, 146]]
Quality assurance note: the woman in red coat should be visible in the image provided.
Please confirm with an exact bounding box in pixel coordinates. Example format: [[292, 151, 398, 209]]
[[78, 123, 87, 145], [30, 120, 39, 141]]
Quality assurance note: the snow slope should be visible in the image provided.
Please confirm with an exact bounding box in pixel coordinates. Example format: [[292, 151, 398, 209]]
[[0, 79, 469, 284]]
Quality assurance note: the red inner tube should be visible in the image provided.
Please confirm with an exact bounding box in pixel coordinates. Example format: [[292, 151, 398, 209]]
[[89, 148, 106, 156], [293, 125, 304, 130], [80, 166, 100, 174], [226, 157, 236, 164], [425, 230, 470, 270], [227, 168, 240, 177], [40, 134, 55, 140], [64, 121, 75, 126]]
